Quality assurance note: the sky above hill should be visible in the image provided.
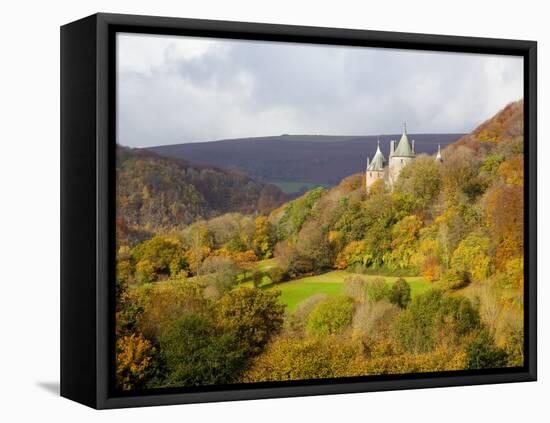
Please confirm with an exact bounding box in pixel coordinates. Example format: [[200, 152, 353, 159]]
[[117, 32, 523, 148]]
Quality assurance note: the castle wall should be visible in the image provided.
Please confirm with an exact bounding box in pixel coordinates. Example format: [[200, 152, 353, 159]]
[[366, 169, 385, 191], [389, 156, 414, 186]]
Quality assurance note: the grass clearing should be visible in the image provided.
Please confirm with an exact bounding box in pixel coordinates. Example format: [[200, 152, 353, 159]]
[[262, 270, 430, 313]]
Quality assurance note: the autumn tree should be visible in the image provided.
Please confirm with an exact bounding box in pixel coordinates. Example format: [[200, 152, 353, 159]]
[[116, 333, 157, 390], [388, 215, 423, 269], [215, 287, 285, 356], [306, 296, 355, 337], [252, 216, 274, 259], [394, 155, 442, 210]]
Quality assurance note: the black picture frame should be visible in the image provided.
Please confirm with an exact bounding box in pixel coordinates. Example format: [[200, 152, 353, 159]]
[[60, 12, 537, 409]]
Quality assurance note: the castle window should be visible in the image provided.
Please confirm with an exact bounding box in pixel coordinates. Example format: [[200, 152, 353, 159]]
[[401, 159, 403, 164], [369, 172, 372, 177]]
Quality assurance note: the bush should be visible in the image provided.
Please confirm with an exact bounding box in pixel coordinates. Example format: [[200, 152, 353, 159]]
[[160, 314, 246, 387], [342, 275, 369, 303], [306, 296, 354, 336], [200, 255, 239, 293], [288, 294, 328, 336], [389, 278, 411, 308], [367, 278, 391, 302], [215, 287, 286, 356], [135, 259, 156, 284], [267, 266, 287, 284], [135, 281, 209, 340], [465, 330, 508, 370], [442, 269, 470, 290], [352, 301, 400, 341], [251, 269, 265, 288]]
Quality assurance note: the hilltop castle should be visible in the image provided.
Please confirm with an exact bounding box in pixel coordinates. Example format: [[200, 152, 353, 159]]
[[365, 124, 442, 192]]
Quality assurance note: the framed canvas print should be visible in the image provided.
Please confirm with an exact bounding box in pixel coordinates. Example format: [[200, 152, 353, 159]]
[[60, 13, 537, 409]]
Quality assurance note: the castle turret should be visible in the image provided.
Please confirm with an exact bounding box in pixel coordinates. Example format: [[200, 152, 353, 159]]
[[388, 123, 415, 186], [365, 139, 386, 192]]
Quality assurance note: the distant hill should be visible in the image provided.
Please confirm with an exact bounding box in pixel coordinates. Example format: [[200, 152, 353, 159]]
[[148, 133, 465, 190], [116, 146, 287, 231]]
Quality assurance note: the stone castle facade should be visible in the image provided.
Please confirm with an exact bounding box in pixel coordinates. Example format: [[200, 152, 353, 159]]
[[365, 124, 442, 192]]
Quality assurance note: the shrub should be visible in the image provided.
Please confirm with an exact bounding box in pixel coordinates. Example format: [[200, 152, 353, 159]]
[[465, 330, 508, 370], [215, 287, 286, 357], [306, 296, 354, 336], [389, 278, 411, 309], [288, 294, 328, 336], [251, 269, 265, 288], [367, 278, 391, 302], [135, 259, 156, 284], [160, 314, 246, 387], [352, 300, 400, 341], [342, 275, 369, 303], [267, 266, 287, 284], [200, 255, 239, 293], [442, 269, 470, 290], [135, 280, 209, 340]]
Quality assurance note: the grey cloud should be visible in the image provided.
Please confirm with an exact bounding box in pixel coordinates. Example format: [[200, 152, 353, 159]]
[[117, 34, 523, 147]]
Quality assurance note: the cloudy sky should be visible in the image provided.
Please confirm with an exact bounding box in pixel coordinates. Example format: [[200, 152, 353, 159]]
[[117, 33, 523, 148]]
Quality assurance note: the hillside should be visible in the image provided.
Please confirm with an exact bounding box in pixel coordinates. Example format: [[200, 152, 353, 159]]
[[116, 146, 287, 231], [148, 133, 465, 189], [456, 100, 523, 146], [116, 100, 525, 390]]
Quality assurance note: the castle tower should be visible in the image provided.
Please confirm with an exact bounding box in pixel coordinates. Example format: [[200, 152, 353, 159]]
[[389, 123, 415, 186], [365, 139, 385, 192], [435, 144, 443, 162]]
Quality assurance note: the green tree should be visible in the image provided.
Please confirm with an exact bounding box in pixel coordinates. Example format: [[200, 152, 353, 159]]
[[394, 155, 442, 210], [396, 289, 480, 353], [306, 296, 354, 336], [277, 187, 326, 240], [389, 278, 411, 308], [465, 330, 508, 370], [131, 236, 187, 281], [215, 287, 285, 356], [451, 232, 493, 282], [160, 314, 246, 387]]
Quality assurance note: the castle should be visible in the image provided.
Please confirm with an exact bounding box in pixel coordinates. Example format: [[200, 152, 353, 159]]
[[365, 124, 442, 192]]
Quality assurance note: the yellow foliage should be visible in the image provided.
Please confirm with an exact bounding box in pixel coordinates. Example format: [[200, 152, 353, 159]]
[[498, 155, 524, 186], [116, 333, 155, 391]]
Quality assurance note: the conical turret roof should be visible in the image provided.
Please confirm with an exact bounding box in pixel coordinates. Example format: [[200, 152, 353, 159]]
[[392, 123, 415, 158], [367, 140, 385, 171]]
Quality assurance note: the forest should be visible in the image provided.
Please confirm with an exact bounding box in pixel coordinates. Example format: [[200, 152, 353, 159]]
[[115, 100, 524, 391]]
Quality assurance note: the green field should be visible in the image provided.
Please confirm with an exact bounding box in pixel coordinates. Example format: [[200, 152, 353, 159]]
[[262, 270, 430, 313]]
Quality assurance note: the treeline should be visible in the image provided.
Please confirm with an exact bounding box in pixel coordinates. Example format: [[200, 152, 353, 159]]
[[116, 146, 287, 232], [115, 100, 525, 389]]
